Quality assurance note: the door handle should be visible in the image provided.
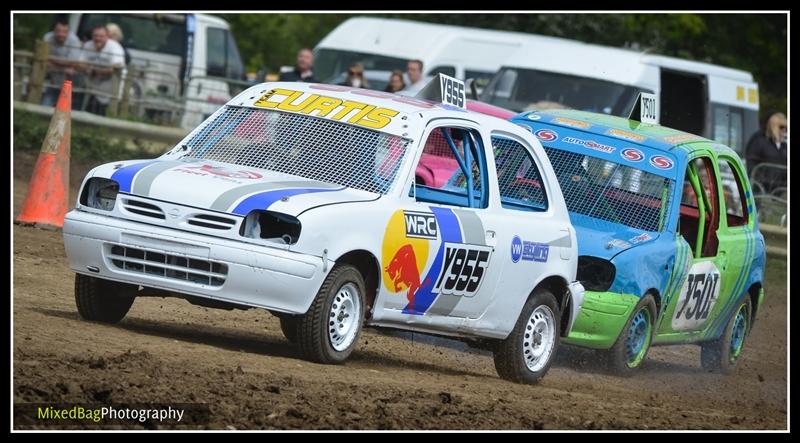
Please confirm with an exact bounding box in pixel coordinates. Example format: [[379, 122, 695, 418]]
[[718, 251, 728, 271], [485, 230, 497, 246]]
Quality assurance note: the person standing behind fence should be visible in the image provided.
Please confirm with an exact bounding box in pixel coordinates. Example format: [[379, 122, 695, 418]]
[[338, 63, 369, 88], [41, 20, 82, 107], [105, 23, 131, 65], [384, 70, 405, 93], [78, 25, 126, 115], [279, 48, 316, 82], [745, 112, 787, 193]]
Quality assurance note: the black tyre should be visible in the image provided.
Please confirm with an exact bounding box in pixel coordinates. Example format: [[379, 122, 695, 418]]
[[74, 274, 137, 323], [296, 265, 365, 364], [606, 294, 656, 375], [701, 296, 752, 374], [493, 287, 560, 384], [279, 315, 299, 343]]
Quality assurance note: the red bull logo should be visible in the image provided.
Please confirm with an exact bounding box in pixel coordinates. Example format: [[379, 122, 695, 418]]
[[382, 209, 432, 310], [385, 244, 429, 310]]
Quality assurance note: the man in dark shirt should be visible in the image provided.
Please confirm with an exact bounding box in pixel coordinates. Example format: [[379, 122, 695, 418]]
[[745, 112, 787, 193], [279, 48, 316, 83]]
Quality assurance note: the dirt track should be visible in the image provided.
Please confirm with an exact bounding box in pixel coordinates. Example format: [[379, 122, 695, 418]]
[[12, 153, 788, 430]]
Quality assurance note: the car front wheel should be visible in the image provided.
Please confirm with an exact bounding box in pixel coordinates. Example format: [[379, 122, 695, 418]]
[[74, 274, 137, 323], [606, 294, 656, 375], [296, 265, 365, 364]]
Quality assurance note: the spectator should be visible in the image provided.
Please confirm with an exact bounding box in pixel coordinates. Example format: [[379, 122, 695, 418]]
[[338, 63, 369, 88], [105, 23, 131, 65], [41, 20, 82, 107], [403, 59, 425, 94], [78, 25, 126, 115], [745, 112, 787, 193], [279, 48, 316, 82], [384, 70, 406, 93]]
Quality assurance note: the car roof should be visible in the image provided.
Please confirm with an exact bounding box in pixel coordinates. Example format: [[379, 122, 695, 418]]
[[516, 108, 739, 159], [227, 82, 530, 140]]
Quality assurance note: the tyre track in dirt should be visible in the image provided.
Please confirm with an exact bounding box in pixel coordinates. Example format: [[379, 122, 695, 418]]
[[12, 154, 787, 429]]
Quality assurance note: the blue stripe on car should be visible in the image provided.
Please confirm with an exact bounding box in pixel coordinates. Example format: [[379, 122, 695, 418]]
[[111, 160, 160, 193], [230, 186, 346, 215]]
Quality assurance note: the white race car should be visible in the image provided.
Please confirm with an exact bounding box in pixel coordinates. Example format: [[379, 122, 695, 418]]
[[63, 78, 584, 383]]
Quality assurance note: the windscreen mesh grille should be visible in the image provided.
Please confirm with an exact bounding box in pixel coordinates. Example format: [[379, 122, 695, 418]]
[[543, 147, 674, 232], [184, 106, 411, 194]]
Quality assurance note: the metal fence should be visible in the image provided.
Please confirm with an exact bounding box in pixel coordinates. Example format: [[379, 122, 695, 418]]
[[14, 39, 253, 128], [749, 162, 787, 227]]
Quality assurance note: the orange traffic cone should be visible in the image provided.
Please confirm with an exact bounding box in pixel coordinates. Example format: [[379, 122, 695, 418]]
[[15, 80, 72, 230]]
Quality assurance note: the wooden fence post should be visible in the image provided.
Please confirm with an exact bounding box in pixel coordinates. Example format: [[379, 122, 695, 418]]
[[26, 40, 49, 104]]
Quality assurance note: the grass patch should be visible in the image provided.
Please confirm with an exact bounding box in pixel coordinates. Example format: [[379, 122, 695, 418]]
[[13, 110, 155, 162]]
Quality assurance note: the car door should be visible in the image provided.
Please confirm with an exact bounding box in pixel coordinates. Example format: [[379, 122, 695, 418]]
[[378, 120, 502, 319], [699, 155, 754, 337], [659, 152, 735, 336]]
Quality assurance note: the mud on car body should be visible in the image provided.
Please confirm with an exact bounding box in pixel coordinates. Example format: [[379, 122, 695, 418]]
[[63, 80, 584, 384], [514, 109, 766, 375]]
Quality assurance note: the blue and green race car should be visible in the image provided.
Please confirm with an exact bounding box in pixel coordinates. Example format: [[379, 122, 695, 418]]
[[513, 109, 766, 375]]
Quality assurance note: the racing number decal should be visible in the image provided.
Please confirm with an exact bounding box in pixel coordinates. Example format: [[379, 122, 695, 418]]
[[432, 243, 492, 297], [671, 261, 722, 331], [439, 76, 465, 109]]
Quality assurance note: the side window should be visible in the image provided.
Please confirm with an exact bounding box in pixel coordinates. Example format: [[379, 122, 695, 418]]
[[679, 157, 720, 258], [413, 127, 487, 209], [206, 27, 226, 77], [717, 159, 749, 227], [427, 65, 456, 78], [491, 135, 548, 211]]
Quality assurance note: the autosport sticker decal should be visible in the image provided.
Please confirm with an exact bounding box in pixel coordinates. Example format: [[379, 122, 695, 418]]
[[554, 117, 591, 129], [534, 129, 558, 142], [649, 155, 674, 170], [382, 207, 490, 315], [562, 136, 616, 154], [620, 148, 645, 162], [606, 128, 646, 143], [253, 88, 400, 129]]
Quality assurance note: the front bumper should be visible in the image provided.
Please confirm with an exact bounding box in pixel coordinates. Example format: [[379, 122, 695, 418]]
[[562, 290, 639, 349], [565, 281, 586, 336], [62, 209, 332, 314]]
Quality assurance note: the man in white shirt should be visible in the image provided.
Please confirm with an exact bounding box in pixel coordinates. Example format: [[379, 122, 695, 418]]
[[402, 59, 426, 95], [79, 25, 125, 115], [41, 21, 82, 107]]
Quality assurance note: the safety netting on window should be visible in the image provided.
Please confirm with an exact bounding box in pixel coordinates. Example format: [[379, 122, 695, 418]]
[[183, 106, 412, 194], [542, 147, 674, 232], [491, 136, 547, 211]]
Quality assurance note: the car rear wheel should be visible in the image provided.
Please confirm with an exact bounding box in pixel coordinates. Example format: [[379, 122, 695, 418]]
[[606, 294, 656, 375], [493, 288, 560, 384], [74, 274, 137, 323], [296, 265, 365, 364], [701, 296, 751, 374]]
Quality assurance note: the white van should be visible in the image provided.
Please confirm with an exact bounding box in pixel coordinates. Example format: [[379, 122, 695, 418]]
[[69, 13, 246, 129], [480, 37, 760, 154], [313, 17, 527, 91]]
